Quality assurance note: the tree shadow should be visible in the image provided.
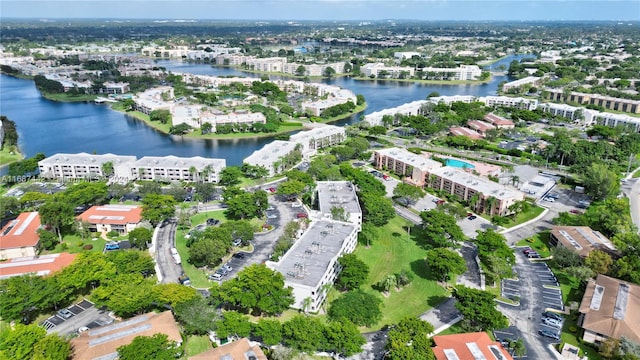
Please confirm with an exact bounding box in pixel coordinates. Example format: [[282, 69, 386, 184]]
[[427, 295, 450, 308], [410, 259, 438, 282], [391, 232, 402, 238]]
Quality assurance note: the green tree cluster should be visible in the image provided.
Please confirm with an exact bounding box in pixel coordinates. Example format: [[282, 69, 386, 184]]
[[0, 324, 71, 360], [385, 317, 436, 360], [453, 286, 509, 331], [328, 289, 382, 327]]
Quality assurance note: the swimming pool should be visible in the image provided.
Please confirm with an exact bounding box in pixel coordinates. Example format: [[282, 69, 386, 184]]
[[446, 158, 476, 169]]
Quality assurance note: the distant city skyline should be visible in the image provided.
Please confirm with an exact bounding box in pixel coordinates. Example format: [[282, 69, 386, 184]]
[[2, 0, 639, 21]]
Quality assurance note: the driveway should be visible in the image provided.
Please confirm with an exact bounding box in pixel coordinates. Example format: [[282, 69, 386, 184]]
[[622, 177, 640, 234], [156, 218, 183, 284]]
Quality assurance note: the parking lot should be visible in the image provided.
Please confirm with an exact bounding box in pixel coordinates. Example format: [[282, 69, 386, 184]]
[[41, 299, 115, 336]]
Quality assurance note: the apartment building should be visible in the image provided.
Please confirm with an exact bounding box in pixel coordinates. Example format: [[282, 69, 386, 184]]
[[102, 81, 130, 94], [538, 103, 584, 121], [245, 57, 286, 72], [202, 112, 266, 132], [546, 90, 640, 114], [133, 86, 174, 115], [449, 126, 483, 140], [549, 226, 620, 259], [467, 120, 496, 135], [394, 51, 421, 60], [432, 332, 513, 360], [282, 61, 346, 77], [502, 76, 541, 92], [132, 156, 226, 183], [0, 212, 42, 260], [484, 113, 515, 129], [361, 63, 415, 78], [373, 147, 442, 187], [578, 274, 640, 344], [289, 125, 346, 157], [0, 253, 77, 279], [316, 181, 362, 228], [584, 109, 640, 133], [215, 53, 252, 66], [266, 220, 359, 312], [427, 166, 525, 216], [422, 65, 482, 80], [481, 96, 539, 110], [38, 153, 137, 180], [429, 95, 477, 105], [77, 205, 142, 236], [141, 46, 190, 58], [244, 140, 300, 177], [364, 100, 428, 126]]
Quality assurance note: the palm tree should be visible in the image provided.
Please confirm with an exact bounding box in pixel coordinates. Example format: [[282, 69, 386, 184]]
[[188, 166, 197, 183], [512, 338, 526, 357], [469, 192, 482, 212], [201, 164, 213, 183], [484, 196, 498, 215], [510, 175, 520, 187], [379, 275, 397, 295], [301, 297, 313, 315]]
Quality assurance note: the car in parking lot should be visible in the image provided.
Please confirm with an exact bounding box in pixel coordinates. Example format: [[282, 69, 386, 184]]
[[296, 213, 308, 219], [222, 264, 232, 272], [570, 209, 583, 214], [543, 197, 555, 202], [206, 218, 220, 226], [291, 202, 302, 208], [233, 252, 246, 259], [105, 242, 120, 251], [522, 248, 533, 254], [543, 317, 563, 328], [527, 252, 541, 259], [382, 174, 390, 180], [267, 206, 275, 211], [267, 214, 278, 219], [268, 187, 277, 193], [57, 309, 74, 319], [543, 312, 563, 322], [538, 329, 560, 341], [232, 239, 242, 247], [467, 215, 477, 220], [208, 273, 223, 281]]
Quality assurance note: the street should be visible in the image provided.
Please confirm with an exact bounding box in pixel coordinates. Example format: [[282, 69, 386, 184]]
[[155, 218, 183, 284]]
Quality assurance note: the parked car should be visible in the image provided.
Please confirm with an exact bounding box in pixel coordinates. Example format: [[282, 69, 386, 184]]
[[57, 309, 74, 319], [543, 317, 562, 328], [208, 273, 223, 281], [268, 187, 277, 193], [527, 252, 541, 259], [267, 206, 275, 211], [232, 239, 242, 247], [216, 268, 228, 276], [267, 214, 278, 219], [467, 215, 477, 220], [296, 213, 308, 219], [105, 242, 120, 251], [206, 218, 220, 226], [382, 174, 390, 180], [538, 330, 560, 340], [543, 312, 563, 322], [522, 248, 533, 254], [222, 264, 232, 272], [233, 252, 246, 259], [179, 276, 191, 286], [543, 197, 555, 202], [291, 203, 302, 208], [570, 209, 583, 214]]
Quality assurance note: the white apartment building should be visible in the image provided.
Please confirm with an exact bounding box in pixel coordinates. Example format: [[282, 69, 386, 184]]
[[289, 125, 346, 157], [131, 156, 226, 183], [302, 97, 355, 117], [202, 112, 266, 132], [538, 103, 584, 121], [502, 76, 542, 92], [215, 54, 254, 66], [133, 87, 174, 114], [427, 166, 525, 216], [364, 100, 428, 126], [361, 63, 416, 78], [373, 147, 443, 187], [171, 105, 203, 128], [244, 140, 300, 177], [584, 110, 640, 132], [429, 95, 477, 105], [245, 57, 286, 72], [141, 46, 190, 58], [266, 220, 359, 312], [102, 82, 130, 94], [315, 181, 362, 228], [394, 52, 421, 60], [38, 153, 137, 180], [282, 61, 346, 77], [480, 96, 539, 110], [422, 65, 482, 80]]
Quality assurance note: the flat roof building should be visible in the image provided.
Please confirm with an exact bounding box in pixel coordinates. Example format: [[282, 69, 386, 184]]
[[0, 212, 42, 260], [0, 253, 77, 279], [38, 153, 137, 181], [71, 311, 182, 360], [132, 156, 226, 183], [373, 147, 442, 187], [266, 220, 359, 312], [428, 166, 525, 216], [578, 274, 640, 344], [244, 140, 300, 177], [432, 332, 513, 360], [315, 181, 362, 228], [77, 205, 142, 236], [502, 76, 541, 92], [289, 125, 346, 157], [549, 226, 620, 259], [364, 100, 428, 126]]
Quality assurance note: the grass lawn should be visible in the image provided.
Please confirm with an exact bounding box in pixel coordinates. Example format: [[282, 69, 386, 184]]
[[516, 231, 551, 258], [352, 216, 448, 331], [436, 320, 466, 335], [0, 146, 23, 166], [501, 204, 545, 228], [559, 314, 602, 360], [175, 229, 211, 288], [42, 92, 97, 102], [124, 111, 173, 134], [633, 168, 640, 178], [44, 234, 110, 254], [189, 209, 228, 228], [184, 335, 212, 357]]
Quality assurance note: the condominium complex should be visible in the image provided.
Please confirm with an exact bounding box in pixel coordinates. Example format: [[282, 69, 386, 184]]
[[427, 166, 525, 216], [131, 156, 226, 183], [481, 96, 539, 110], [361, 63, 415, 78], [502, 76, 542, 92], [39, 154, 226, 183], [361, 64, 480, 80], [171, 105, 267, 131], [421, 65, 482, 80], [315, 181, 362, 228], [584, 110, 640, 133], [0, 212, 42, 260], [289, 125, 346, 157], [266, 220, 359, 312], [77, 205, 143, 236], [243, 140, 300, 177], [38, 153, 137, 180], [133, 86, 174, 114], [449, 126, 483, 140], [549, 226, 620, 259], [467, 120, 496, 135], [302, 95, 356, 117], [538, 103, 584, 121], [373, 147, 442, 187], [363, 100, 428, 126], [484, 113, 515, 128], [546, 89, 640, 114]]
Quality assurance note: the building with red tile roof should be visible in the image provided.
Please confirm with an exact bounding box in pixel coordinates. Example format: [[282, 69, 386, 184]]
[[449, 127, 482, 140], [467, 120, 496, 135], [484, 113, 515, 129], [189, 338, 267, 360], [71, 311, 182, 360], [0, 252, 77, 279], [0, 212, 42, 259], [432, 332, 513, 360], [77, 205, 142, 235]]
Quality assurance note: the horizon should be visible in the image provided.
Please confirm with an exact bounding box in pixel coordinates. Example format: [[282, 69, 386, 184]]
[[2, 1, 639, 22]]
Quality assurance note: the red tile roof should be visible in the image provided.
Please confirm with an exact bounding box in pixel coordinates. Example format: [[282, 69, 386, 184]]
[[77, 205, 142, 225], [432, 332, 513, 360], [0, 252, 77, 279], [484, 113, 515, 126], [0, 212, 41, 250], [467, 120, 496, 133], [449, 127, 482, 140], [189, 338, 268, 360]]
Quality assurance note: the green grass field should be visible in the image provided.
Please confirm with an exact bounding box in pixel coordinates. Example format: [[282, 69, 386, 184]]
[[184, 335, 212, 357], [502, 204, 546, 228], [0, 146, 23, 166], [633, 168, 640, 178], [41, 92, 97, 102], [352, 216, 448, 331], [516, 231, 551, 258]]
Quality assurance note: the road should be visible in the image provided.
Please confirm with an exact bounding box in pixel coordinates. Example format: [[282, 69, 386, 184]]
[[621, 177, 640, 234], [155, 218, 183, 284]]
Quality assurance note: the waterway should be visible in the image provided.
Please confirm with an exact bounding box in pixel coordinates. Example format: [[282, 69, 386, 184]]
[[0, 54, 529, 166]]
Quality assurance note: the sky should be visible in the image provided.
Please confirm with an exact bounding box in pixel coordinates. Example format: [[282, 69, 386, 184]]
[[1, 0, 639, 21]]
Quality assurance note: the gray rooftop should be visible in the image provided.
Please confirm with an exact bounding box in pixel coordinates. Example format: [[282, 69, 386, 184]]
[[316, 181, 361, 216], [272, 220, 357, 288], [375, 147, 442, 171], [133, 156, 225, 169], [289, 125, 345, 143], [244, 140, 298, 168], [430, 166, 525, 201]]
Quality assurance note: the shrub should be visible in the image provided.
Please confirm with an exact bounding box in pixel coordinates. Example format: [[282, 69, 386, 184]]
[[107, 230, 120, 238], [569, 326, 577, 333], [82, 244, 93, 250], [60, 243, 68, 251]]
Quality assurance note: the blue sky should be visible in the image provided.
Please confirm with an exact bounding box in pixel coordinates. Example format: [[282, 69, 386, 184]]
[[2, 1, 639, 21]]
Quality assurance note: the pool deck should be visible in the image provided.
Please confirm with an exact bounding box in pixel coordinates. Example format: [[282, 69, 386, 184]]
[[433, 154, 502, 177]]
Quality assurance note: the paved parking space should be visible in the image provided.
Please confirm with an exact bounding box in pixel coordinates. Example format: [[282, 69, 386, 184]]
[[501, 278, 521, 300]]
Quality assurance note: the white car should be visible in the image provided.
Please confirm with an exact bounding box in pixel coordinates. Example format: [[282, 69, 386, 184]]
[[267, 214, 278, 219], [544, 197, 555, 202], [291, 203, 302, 208]]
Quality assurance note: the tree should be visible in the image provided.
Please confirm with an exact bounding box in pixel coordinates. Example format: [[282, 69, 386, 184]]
[[201, 122, 212, 135], [117, 334, 180, 360], [101, 161, 114, 177], [393, 183, 425, 206], [549, 246, 583, 269], [420, 210, 465, 248], [38, 199, 74, 242], [377, 274, 397, 295], [277, 179, 306, 200], [328, 289, 382, 327], [453, 286, 509, 331], [582, 163, 620, 201], [253, 318, 283, 346], [474, 229, 515, 278], [585, 250, 613, 275], [174, 296, 219, 335], [361, 193, 395, 226], [215, 311, 252, 338], [324, 319, 366, 357], [425, 248, 467, 283], [141, 194, 176, 226], [91, 273, 157, 317], [323, 66, 336, 78], [0, 323, 47, 360], [188, 227, 232, 267], [57, 252, 116, 293], [219, 166, 243, 186], [37, 228, 58, 250], [128, 227, 153, 249], [385, 317, 436, 360], [32, 334, 72, 360], [153, 283, 197, 306], [63, 182, 109, 206], [105, 250, 155, 276], [149, 109, 171, 124], [220, 220, 255, 242], [212, 264, 294, 316], [336, 254, 370, 291], [282, 315, 326, 353], [225, 192, 259, 220], [295, 65, 306, 77]]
